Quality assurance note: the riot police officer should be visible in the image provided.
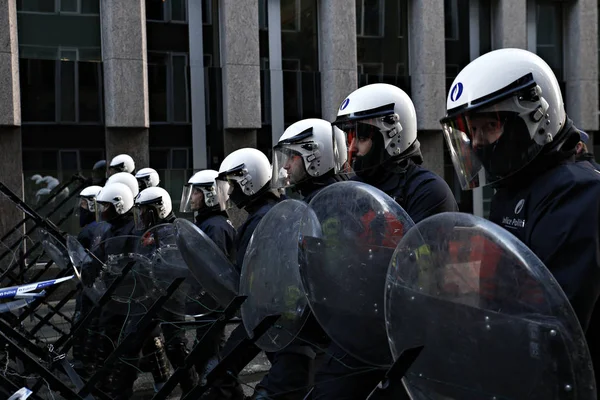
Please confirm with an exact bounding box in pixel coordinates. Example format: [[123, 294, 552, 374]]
[[133, 186, 200, 395], [310, 83, 459, 399], [135, 167, 161, 191], [440, 48, 600, 397], [108, 154, 136, 176], [202, 148, 282, 399]]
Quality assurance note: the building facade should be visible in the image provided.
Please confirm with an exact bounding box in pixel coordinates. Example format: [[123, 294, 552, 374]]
[[0, 0, 598, 237]]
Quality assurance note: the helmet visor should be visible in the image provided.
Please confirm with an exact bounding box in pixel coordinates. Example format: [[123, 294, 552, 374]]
[[94, 201, 114, 222], [133, 205, 154, 231], [335, 118, 391, 175], [441, 105, 544, 189], [74, 197, 95, 217], [271, 146, 308, 190], [215, 178, 234, 210]]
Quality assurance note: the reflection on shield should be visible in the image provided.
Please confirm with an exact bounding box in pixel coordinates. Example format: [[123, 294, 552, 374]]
[[385, 212, 596, 399], [66, 235, 88, 276], [39, 229, 70, 270], [298, 181, 414, 367], [84, 235, 154, 316], [138, 223, 196, 317], [174, 218, 239, 309], [240, 199, 309, 352]]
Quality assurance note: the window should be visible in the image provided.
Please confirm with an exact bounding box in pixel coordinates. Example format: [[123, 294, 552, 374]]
[[281, 0, 301, 32], [259, 0, 268, 30], [202, 0, 212, 25], [356, 0, 384, 37], [535, 1, 563, 80], [17, 0, 100, 14], [19, 57, 103, 123], [358, 63, 384, 85], [148, 52, 190, 123], [149, 147, 193, 215], [444, 0, 459, 40], [146, 0, 187, 22]]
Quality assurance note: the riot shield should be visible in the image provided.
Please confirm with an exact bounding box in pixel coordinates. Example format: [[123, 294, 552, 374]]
[[240, 199, 309, 352], [83, 235, 154, 315], [385, 212, 597, 399], [138, 223, 195, 317], [298, 181, 414, 366], [174, 218, 239, 309], [39, 229, 70, 270]]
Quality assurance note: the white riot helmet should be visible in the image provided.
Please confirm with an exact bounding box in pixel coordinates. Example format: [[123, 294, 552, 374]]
[[334, 83, 419, 179], [94, 182, 134, 222], [180, 169, 224, 212], [216, 148, 273, 209], [441, 48, 566, 190], [133, 187, 173, 231], [74, 185, 102, 218], [109, 154, 135, 176], [272, 118, 349, 190], [106, 172, 140, 198], [135, 168, 160, 190]]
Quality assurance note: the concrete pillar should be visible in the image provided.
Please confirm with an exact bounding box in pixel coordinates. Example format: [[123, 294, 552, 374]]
[[564, 0, 598, 131], [219, 0, 261, 153], [491, 0, 527, 50], [318, 0, 357, 122], [189, 0, 208, 169], [409, 0, 445, 178], [101, 0, 149, 168], [0, 1, 24, 261]]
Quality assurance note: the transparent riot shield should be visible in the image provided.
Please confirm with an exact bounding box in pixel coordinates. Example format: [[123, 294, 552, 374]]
[[39, 229, 70, 270], [298, 181, 414, 366], [138, 223, 196, 317], [174, 218, 239, 309], [385, 212, 597, 399], [82, 235, 154, 316], [240, 199, 309, 352]]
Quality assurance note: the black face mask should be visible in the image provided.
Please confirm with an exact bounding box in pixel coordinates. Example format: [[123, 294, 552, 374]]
[[473, 115, 539, 182], [353, 130, 388, 182], [79, 208, 96, 228]]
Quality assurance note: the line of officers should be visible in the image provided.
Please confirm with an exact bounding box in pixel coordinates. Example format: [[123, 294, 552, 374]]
[[70, 48, 600, 399]]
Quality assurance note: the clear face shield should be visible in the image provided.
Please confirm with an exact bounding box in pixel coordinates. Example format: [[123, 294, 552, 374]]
[[133, 204, 157, 231], [94, 201, 117, 222], [180, 184, 222, 212], [271, 146, 308, 190], [441, 104, 544, 190], [137, 176, 152, 191], [215, 177, 235, 210], [73, 197, 95, 217], [335, 115, 399, 176]]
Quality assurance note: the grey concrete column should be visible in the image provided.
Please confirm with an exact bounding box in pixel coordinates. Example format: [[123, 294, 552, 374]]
[[564, 0, 598, 131], [318, 0, 357, 122], [491, 0, 527, 50], [101, 0, 149, 168], [0, 1, 24, 252], [219, 0, 261, 152], [409, 0, 445, 179], [189, 0, 208, 169]]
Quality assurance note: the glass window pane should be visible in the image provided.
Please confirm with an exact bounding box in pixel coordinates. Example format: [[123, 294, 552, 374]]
[[60, 61, 76, 121], [148, 53, 169, 122], [60, 0, 78, 13], [19, 0, 56, 13], [202, 0, 212, 24], [20, 59, 57, 122], [60, 150, 79, 171], [146, 0, 165, 21], [259, 0, 268, 29], [150, 149, 169, 170], [171, 149, 188, 169], [172, 0, 186, 21], [79, 61, 102, 122], [80, 150, 104, 170], [172, 55, 189, 122], [535, 2, 563, 80], [281, 0, 298, 31], [81, 0, 100, 14], [363, 0, 382, 36]]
